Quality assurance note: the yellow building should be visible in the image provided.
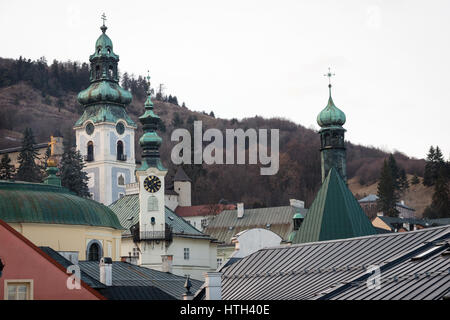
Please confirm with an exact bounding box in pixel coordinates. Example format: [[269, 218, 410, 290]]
[[0, 164, 124, 262]]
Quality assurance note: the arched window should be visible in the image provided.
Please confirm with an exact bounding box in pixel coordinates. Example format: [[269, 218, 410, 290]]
[[86, 240, 103, 261], [108, 65, 114, 79], [87, 141, 94, 162], [95, 65, 100, 79], [148, 196, 158, 212], [117, 141, 125, 161]]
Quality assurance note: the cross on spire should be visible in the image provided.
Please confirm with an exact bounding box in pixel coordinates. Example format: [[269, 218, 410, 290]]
[[324, 67, 335, 87], [101, 13, 107, 26]]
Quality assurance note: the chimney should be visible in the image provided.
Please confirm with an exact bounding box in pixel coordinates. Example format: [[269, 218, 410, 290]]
[[161, 254, 173, 273], [237, 203, 244, 219], [182, 275, 194, 300], [290, 199, 304, 209], [204, 272, 222, 300], [99, 257, 113, 286]]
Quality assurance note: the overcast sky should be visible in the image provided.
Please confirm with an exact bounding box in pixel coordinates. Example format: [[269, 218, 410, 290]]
[[1, 0, 449, 160]]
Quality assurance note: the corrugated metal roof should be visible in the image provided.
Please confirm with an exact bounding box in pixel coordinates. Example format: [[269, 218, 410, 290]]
[[293, 168, 376, 243], [97, 286, 177, 300], [40, 247, 105, 289], [0, 181, 124, 230], [204, 205, 306, 244], [109, 194, 210, 238], [79, 261, 203, 299], [219, 226, 450, 300]]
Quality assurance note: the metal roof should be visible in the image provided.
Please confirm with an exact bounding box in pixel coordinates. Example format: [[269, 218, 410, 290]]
[[97, 286, 176, 300], [109, 194, 210, 238], [0, 181, 124, 230], [292, 168, 377, 243], [0, 142, 49, 154], [204, 205, 306, 244], [359, 194, 415, 211], [218, 225, 450, 300], [79, 261, 203, 299]]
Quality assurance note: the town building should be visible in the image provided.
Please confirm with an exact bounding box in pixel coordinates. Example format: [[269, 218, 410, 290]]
[[358, 194, 416, 219], [0, 219, 104, 300], [0, 134, 64, 170], [195, 225, 450, 300], [73, 21, 137, 206], [175, 203, 236, 232], [205, 200, 307, 266], [290, 75, 377, 243], [0, 152, 124, 262], [108, 73, 218, 281]]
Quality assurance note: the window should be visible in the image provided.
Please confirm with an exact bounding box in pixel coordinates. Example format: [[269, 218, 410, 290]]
[[87, 141, 94, 162], [118, 174, 125, 186], [217, 258, 223, 269], [132, 247, 139, 258], [147, 196, 158, 212], [108, 65, 114, 79], [184, 248, 190, 260], [117, 141, 125, 161], [88, 242, 101, 261], [5, 281, 32, 300], [95, 65, 100, 78]]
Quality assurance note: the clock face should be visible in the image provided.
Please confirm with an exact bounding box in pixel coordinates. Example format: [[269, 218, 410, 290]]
[[116, 122, 125, 135], [85, 123, 94, 135], [143, 175, 161, 193]]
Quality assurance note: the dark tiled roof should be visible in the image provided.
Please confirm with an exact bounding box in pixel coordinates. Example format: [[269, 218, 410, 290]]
[[292, 168, 376, 243], [219, 226, 450, 300], [0, 142, 48, 154], [79, 261, 203, 299], [204, 205, 305, 244], [109, 194, 210, 238]]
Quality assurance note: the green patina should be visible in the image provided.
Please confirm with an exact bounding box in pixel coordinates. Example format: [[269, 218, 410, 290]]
[[75, 22, 134, 128], [0, 181, 124, 230], [291, 168, 376, 244], [136, 75, 167, 172]]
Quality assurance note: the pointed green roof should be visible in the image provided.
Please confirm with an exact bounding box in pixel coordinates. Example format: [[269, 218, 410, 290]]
[[292, 168, 376, 244]]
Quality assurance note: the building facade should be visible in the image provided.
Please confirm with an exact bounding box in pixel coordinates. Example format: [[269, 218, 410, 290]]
[[74, 22, 136, 206]]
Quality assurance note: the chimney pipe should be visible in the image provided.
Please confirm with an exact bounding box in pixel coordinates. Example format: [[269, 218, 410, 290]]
[[237, 203, 244, 219], [204, 272, 222, 300], [161, 254, 173, 273], [99, 257, 113, 286]]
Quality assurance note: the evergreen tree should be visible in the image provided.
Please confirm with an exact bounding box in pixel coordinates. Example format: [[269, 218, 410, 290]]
[[60, 133, 90, 198], [398, 169, 409, 192], [172, 112, 184, 127], [411, 174, 420, 185], [377, 159, 399, 217], [15, 128, 42, 182], [423, 166, 450, 219], [209, 111, 215, 118], [423, 146, 445, 186], [387, 154, 400, 190], [0, 154, 15, 180]]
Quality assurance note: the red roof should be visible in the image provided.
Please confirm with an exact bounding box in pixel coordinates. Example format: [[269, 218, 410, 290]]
[[175, 204, 236, 217]]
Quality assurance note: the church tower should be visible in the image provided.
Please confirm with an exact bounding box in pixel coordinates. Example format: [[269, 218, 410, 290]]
[[74, 16, 137, 205], [135, 74, 168, 265], [317, 69, 347, 183]]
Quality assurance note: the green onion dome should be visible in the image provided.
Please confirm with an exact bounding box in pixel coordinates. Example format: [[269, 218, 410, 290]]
[[317, 85, 346, 127], [77, 81, 132, 106]]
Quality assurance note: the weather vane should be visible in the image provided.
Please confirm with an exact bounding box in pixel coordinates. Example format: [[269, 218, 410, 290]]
[[101, 13, 107, 26], [324, 67, 335, 86]]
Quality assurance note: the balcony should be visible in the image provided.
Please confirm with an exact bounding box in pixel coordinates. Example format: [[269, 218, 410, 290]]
[[130, 223, 173, 242], [117, 154, 127, 161]]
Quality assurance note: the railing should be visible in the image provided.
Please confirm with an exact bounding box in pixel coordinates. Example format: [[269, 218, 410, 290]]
[[130, 223, 173, 242], [84, 154, 94, 162], [117, 154, 127, 161]]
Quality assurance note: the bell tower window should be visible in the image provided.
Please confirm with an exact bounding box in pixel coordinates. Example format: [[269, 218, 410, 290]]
[[95, 65, 100, 79], [87, 141, 94, 162], [117, 141, 126, 161], [108, 65, 114, 79]]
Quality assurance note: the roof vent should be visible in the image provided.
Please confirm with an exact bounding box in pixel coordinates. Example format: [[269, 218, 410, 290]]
[[411, 245, 445, 261], [237, 203, 244, 219]]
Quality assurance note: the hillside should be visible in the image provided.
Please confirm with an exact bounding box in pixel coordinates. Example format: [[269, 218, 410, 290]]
[[0, 55, 431, 212]]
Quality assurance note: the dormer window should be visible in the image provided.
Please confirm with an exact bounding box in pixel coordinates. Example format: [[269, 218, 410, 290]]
[[107, 48, 111, 54], [97, 48, 101, 54]]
